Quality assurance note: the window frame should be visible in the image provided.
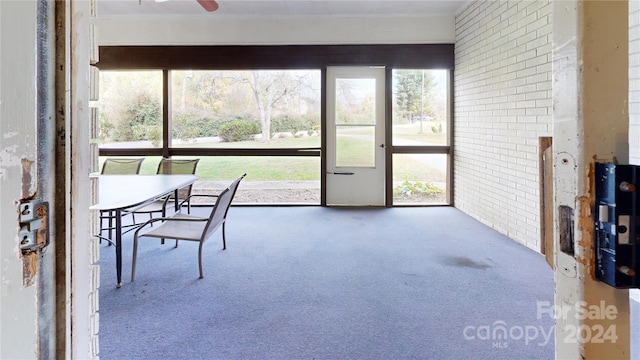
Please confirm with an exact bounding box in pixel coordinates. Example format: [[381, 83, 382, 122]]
[[386, 68, 453, 205], [96, 45, 454, 206]]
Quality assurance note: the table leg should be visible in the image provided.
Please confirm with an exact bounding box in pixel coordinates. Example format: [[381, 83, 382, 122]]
[[172, 189, 180, 248], [115, 209, 123, 288]]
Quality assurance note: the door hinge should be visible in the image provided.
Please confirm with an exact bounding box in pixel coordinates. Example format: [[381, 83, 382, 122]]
[[19, 200, 49, 255]]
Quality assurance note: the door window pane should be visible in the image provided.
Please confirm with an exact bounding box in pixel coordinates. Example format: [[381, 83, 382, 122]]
[[170, 70, 321, 148], [335, 78, 376, 125], [336, 125, 375, 168], [393, 153, 448, 205], [334, 76, 377, 168], [392, 69, 448, 146], [98, 71, 163, 149]]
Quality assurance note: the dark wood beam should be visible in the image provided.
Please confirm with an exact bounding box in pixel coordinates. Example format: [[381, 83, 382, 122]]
[[97, 44, 454, 70]]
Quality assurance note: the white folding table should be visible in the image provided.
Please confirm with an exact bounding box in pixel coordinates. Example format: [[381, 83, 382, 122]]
[[91, 174, 199, 287]]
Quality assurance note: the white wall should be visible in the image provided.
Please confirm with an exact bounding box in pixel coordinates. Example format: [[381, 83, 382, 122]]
[[94, 15, 455, 45], [453, 0, 552, 250]]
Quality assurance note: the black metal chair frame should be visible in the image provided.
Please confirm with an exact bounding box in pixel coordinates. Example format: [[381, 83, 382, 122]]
[[130, 158, 200, 224], [99, 158, 145, 243], [131, 174, 246, 281]]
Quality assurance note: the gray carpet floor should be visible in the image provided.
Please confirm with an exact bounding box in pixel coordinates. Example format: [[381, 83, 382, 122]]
[[98, 206, 554, 360]]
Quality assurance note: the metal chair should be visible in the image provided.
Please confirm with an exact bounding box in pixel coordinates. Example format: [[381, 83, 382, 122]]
[[101, 157, 144, 175], [131, 174, 246, 281], [131, 158, 200, 224], [99, 158, 145, 241]]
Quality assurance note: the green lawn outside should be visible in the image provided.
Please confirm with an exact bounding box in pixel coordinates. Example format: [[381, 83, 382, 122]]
[[176, 135, 320, 149], [100, 125, 447, 182], [392, 154, 447, 183], [336, 137, 375, 167], [133, 156, 320, 181], [391, 122, 447, 145]]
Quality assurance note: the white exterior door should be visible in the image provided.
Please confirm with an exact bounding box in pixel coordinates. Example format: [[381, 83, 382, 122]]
[[326, 66, 386, 206]]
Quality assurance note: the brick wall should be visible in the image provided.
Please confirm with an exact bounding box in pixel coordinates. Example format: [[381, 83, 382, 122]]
[[631, 0, 640, 164], [90, 1, 100, 357], [454, 0, 552, 250]]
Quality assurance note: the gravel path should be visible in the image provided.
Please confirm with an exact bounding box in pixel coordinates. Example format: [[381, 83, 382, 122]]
[[191, 180, 445, 205], [193, 180, 320, 204]]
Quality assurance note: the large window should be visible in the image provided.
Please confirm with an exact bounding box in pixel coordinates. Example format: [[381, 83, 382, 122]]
[[391, 69, 450, 205], [169, 70, 321, 149], [392, 69, 448, 146], [97, 45, 454, 206], [99, 71, 163, 149], [99, 69, 322, 204], [98, 155, 321, 205]]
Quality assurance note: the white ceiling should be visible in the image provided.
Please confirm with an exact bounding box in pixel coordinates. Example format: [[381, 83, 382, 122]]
[[98, 0, 469, 18]]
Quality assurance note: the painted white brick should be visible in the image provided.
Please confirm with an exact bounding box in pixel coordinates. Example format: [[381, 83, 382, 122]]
[[525, 107, 548, 116], [516, 99, 537, 108], [535, 98, 553, 108], [533, 77, 551, 88], [517, 29, 539, 46], [508, 25, 529, 42], [526, 34, 550, 51], [517, 67, 537, 78], [454, 0, 551, 250], [525, 0, 547, 14], [501, 2, 520, 20], [528, 15, 550, 33], [507, 44, 528, 58], [525, 90, 549, 101], [526, 54, 549, 69], [507, 61, 526, 74], [508, 92, 527, 102], [518, 83, 538, 93], [536, 60, 552, 75]]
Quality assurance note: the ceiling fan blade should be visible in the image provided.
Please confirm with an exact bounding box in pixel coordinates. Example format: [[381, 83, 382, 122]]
[[196, 0, 219, 12]]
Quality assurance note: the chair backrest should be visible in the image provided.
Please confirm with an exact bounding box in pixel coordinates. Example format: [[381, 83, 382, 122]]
[[157, 158, 200, 199], [157, 158, 199, 175], [202, 174, 246, 240], [101, 158, 145, 175]]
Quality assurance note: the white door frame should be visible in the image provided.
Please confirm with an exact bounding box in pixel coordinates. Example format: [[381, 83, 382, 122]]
[[325, 66, 386, 206]]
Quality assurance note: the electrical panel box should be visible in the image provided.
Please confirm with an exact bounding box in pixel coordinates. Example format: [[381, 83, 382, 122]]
[[594, 163, 640, 288]]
